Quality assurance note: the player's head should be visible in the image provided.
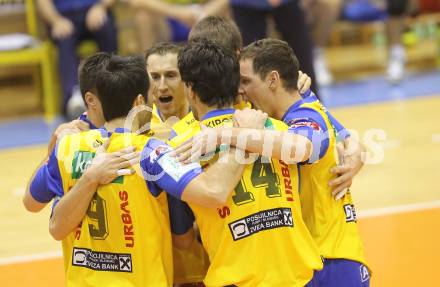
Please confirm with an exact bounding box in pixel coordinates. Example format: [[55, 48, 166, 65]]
[[145, 42, 187, 120], [239, 38, 300, 116], [78, 52, 111, 126], [96, 54, 150, 126], [188, 16, 243, 55], [178, 40, 240, 120]]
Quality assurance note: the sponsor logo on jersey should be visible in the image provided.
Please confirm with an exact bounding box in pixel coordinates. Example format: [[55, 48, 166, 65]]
[[72, 151, 123, 183], [344, 204, 357, 223], [287, 117, 322, 132], [360, 265, 370, 282], [72, 248, 132, 272], [204, 116, 232, 128], [119, 190, 134, 248], [279, 160, 294, 202], [228, 208, 294, 241], [72, 151, 95, 179]]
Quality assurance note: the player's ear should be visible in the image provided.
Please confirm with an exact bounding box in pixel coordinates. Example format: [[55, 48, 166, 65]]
[[184, 83, 196, 101], [266, 71, 279, 90], [84, 91, 97, 108], [133, 94, 146, 107]]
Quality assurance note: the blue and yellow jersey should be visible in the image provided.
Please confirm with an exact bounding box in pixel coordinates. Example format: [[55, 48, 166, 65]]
[[30, 129, 205, 286], [169, 100, 251, 139], [283, 95, 368, 268], [301, 91, 350, 140], [151, 105, 209, 284], [168, 108, 323, 287]]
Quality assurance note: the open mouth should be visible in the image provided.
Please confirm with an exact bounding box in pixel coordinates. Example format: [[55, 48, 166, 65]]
[[158, 95, 173, 104]]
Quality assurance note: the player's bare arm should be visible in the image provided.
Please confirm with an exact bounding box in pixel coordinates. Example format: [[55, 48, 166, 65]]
[[180, 146, 246, 208], [49, 141, 138, 240], [173, 108, 313, 165]]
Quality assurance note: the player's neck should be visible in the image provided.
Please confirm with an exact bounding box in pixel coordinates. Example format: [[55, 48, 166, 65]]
[[162, 101, 190, 121], [86, 110, 104, 128], [273, 90, 302, 120], [104, 117, 140, 133], [196, 103, 234, 121]]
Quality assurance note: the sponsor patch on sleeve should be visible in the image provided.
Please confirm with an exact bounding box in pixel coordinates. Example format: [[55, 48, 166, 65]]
[[149, 145, 172, 163], [287, 118, 322, 131], [157, 152, 201, 182]]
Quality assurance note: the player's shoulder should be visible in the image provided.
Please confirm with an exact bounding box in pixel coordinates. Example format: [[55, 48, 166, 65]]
[[171, 112, 197, 134], [168, 123, 199, 148], [284, 100, 327, 128], [56, 129, 104, 156], [265, 117, 288, 131]]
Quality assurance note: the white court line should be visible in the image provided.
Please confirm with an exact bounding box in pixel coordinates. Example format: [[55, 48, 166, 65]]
[[357, 200, 440, 219], [0, 251, 62, 266], [0, 201, 439, 266]]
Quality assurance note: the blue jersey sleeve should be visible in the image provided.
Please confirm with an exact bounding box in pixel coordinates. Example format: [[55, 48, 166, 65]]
[[167, 195, 195, 235], [168, 129, 177, 141], [140, 138, 203, 199], [325, 110, 351, 141], [285, 108, 330, 163], [29, 148, 64, 203]]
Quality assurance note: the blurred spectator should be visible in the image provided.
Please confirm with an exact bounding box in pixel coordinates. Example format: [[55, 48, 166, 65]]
[[304, 0, 343, 86], [309, 0, 420, 85], [129, 0, 206, 50], [229, 0, 318, 92], [36, 0, 118, 119], [385, 0, 417, 83]]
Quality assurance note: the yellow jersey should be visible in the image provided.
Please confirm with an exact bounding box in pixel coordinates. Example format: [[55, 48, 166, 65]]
[[151, 105, 209, 284], [50, 129, 173, 287], [283, 95, 368, 268], [170, 100, 251, 139], [169, 108, 323, 287]]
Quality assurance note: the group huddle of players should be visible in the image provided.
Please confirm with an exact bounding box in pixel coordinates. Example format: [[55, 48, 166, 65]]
[[23, 16, 370, 287]]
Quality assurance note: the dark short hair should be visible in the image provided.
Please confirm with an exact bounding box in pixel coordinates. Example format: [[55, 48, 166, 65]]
[[78, 52, 111, 103], [178, 40, 239, 108], [96, 55, 149, 121], [241, 38, 299, 91], [145, 42, 182, 63], [188, 16, 242, 53]]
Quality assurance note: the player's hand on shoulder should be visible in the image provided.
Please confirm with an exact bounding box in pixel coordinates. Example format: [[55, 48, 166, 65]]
[[84, 140, 140, 185], [329, 142, 364, 200], [297, 70, 312, 95], [172, 125, 222, 164], [233, 108, 268, 129], [48, 120, 90, 155], [55, 119, 90, 139]]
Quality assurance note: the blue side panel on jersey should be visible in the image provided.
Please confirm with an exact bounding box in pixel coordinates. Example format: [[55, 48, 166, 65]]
[[320, 71, 440, 108]]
